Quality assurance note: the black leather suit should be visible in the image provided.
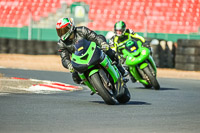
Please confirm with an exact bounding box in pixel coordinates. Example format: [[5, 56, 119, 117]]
[[57, 26, 121, 84]]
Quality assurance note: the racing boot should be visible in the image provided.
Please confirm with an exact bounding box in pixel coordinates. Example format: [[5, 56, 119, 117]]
[[72, 72, 82, 84], [116, 64, 129, 83], [130, 75, 137, 83], [116, 63, 128, 77]]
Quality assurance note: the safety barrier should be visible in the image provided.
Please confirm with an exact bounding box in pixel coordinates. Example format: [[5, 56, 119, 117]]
[[0, 38, 58, 55], [1, 38, 200, 71], [175, 39, 200, 71], [146, 38, 176, 68]]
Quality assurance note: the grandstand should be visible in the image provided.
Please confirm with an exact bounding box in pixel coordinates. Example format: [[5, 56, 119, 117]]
[[0, 0, 200, 34]]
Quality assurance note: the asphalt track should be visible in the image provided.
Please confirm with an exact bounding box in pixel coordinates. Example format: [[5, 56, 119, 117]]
[[0, 68, 200, 133]]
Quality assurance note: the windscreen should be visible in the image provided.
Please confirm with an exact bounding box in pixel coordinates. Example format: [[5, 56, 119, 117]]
[[74, 39, 91, 56], [125, 40, 139, 53]]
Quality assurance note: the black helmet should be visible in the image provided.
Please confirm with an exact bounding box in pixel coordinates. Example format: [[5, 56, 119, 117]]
[[114, 21, 126, 37], [56, 18, 75, 41]]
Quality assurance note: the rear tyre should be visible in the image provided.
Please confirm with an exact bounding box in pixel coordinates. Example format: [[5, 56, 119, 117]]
[[143, 67, 160, 90], [90, 73, 116, 105]]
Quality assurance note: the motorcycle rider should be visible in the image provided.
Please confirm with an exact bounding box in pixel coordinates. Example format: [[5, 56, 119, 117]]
[[109, 21, 151, 82], [56, 18, 128, 84], [109, 20, 149, 54]]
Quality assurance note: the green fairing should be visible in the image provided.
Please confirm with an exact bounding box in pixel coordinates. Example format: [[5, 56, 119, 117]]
[[72, 42, 96, 65], [89, 69, 99, 77], [129, 67, 148, 85], [148, 56, 157, 73], [121, 40, 158, 86], [78, 73, 96, 93], [122, 41, 142, 60], [100, 55, 119, 83], [140, 63, 148, 69], [72, 41, 120, 93], [123, 47, 150, 66], [88, 65, 94, 69]]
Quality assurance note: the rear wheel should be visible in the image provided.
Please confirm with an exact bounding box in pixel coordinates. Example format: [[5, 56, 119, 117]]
[[90, 73, 116, 105], [143, 67, 160, 90]]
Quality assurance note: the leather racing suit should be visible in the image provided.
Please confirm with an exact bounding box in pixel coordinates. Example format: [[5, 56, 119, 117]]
[[57, 26, 126, 84], [109, 29, 147, 83], [109, 29, 146, 56]]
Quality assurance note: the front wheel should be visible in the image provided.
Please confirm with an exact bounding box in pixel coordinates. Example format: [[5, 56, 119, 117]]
[[116, 84, 131, 104], [90, 73, 116, 105], [143, 67, 160, 90]]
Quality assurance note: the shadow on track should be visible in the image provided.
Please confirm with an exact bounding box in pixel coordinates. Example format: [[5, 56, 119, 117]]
[[133, 87, 179, 91], [159, 87, 179, 91], [91, 101, 151, 105]]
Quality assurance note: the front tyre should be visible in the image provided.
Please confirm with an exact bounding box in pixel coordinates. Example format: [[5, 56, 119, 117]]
[[116, 84, 131, 104], [90, 73, 116, 105], [143, 84, 152, 89], [143, 67, 160, 90]]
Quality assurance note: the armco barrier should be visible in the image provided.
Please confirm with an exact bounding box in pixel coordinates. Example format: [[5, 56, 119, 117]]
[[0, 38, 58, 55], [175, 39, 200, 71]]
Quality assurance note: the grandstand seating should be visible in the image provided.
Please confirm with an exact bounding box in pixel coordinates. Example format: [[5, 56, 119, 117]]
[[83, 0, 200, 34], [0, 0, 199, 34], [0, 0, 61, 27]]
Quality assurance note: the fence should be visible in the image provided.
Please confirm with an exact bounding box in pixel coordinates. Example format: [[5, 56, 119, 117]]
[[0, 27, 200, 42]]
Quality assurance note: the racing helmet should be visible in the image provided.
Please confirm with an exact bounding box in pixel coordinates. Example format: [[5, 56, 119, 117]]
[[114, 21, 126, 37], [56, 18, 75, 41]]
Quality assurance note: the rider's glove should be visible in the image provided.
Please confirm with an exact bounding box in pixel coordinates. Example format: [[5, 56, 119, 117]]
[[67, 63, 74, 73], [101, 42, 110, 52]]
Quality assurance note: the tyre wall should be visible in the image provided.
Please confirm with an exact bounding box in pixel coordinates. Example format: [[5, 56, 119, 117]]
[[146, 38, 176, 68], [175, 39, 200, 71], [0, 38, 58, 55], [1, 38, 200, 71]]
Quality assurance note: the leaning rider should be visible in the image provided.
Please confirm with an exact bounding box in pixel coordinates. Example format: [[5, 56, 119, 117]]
[[109, 21, 148, 56], [56, 18, 128, 84], [109, 21, 150, 82]]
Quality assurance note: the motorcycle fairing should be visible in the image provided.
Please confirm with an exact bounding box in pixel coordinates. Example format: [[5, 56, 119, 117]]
[[71, 42, 102, 73]]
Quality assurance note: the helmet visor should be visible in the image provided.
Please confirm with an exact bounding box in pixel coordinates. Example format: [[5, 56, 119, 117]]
[[115, 29, 124, 36], [57, 25, 73, 41]]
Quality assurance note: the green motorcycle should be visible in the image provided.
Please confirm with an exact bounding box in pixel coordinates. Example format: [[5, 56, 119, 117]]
[[71, 39, 131, 105], [121, 39, 160, 90]]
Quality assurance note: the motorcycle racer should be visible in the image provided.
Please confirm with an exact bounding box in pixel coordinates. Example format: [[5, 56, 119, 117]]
[[109, 21, 151, 82], [56, 18, 128, 84], [109, 21, 149, 55]]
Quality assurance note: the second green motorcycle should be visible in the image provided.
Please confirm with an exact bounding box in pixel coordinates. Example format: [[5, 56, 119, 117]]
[[120, 39, 160, 90]]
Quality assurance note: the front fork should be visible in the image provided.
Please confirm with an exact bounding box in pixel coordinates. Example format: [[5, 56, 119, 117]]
[[129, 57, 157, 85], [78, 73, 96, 93], [100, 55, 124, 94], [100, 55, 119, 83], [78, 55, 123, 94]]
